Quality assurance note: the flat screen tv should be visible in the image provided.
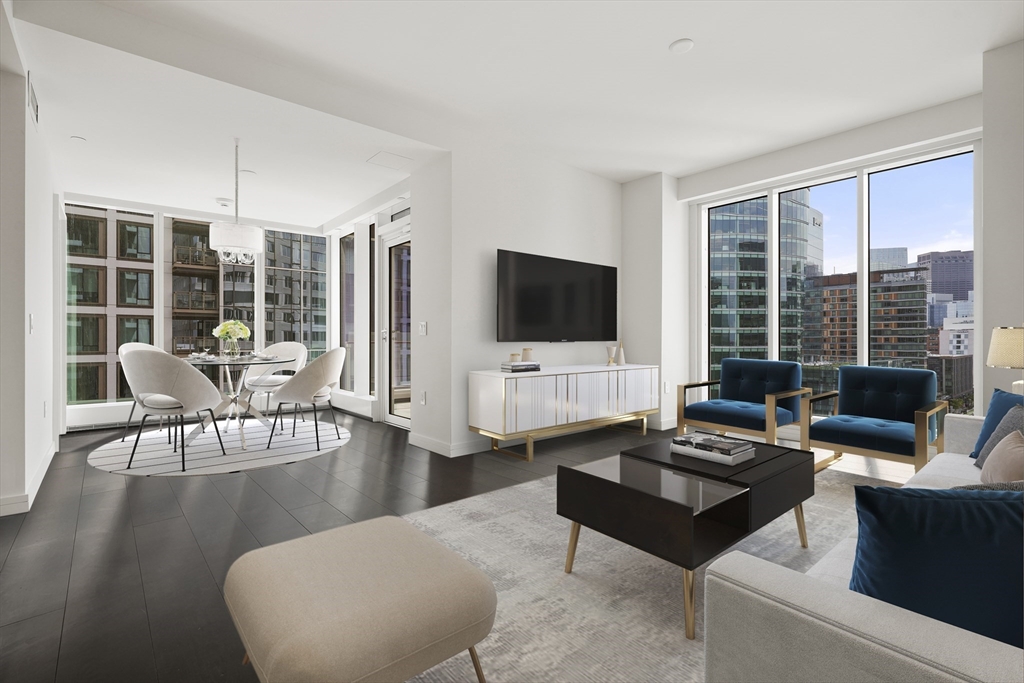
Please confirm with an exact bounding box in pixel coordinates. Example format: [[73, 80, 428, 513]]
[[497, 249, 617, 342]]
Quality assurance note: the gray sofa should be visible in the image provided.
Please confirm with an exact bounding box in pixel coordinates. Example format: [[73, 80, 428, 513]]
[[704, 414, 1024, 683]]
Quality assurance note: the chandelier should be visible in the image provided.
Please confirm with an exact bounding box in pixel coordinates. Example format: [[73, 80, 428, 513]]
[[209, 138, 263, 265]]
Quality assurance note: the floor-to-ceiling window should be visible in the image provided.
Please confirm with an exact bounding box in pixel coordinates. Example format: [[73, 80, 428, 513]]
[[265, 229, 327, 363], [706, 149, 975, 414], [339, 233, 355, 391], [709, 197, 768, 387], [779, 179, 858, 409]]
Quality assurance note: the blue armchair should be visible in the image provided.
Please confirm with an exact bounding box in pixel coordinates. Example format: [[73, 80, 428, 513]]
[[802, 366, 948, 473], [678, 358, 809, 444]]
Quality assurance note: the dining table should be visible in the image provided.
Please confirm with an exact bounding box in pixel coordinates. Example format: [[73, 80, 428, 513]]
[[184, 353, 295, 450]]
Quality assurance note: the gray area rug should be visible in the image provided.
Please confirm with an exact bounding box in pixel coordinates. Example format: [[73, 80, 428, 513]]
[[406, 468, 893, 683]]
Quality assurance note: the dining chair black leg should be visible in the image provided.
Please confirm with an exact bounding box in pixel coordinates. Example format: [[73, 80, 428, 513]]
[[293, 403, 298, 437], [312, 403, 320, 451], [128, 414, 149, 469], [173, 415, 178, 453], [165, 416, 171, 444], [267, 404, 282, 450], [180, 414, 186, 472], [121, 401, 137, 442], [327, 403, 341, 439], [209, 409, 226, 455]]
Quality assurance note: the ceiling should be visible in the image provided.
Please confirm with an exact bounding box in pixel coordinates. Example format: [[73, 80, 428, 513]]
[[11, 1, 1024, 208]]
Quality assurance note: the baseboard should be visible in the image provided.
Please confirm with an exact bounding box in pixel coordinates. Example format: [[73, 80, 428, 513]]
[[0, 493, 29, 517], [409, 432, 490, 458], [648, 416, 677, 432], [1, 440, 56, 517]]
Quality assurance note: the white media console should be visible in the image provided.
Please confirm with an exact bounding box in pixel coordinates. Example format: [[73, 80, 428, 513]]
[[468, 364, 660, 461]]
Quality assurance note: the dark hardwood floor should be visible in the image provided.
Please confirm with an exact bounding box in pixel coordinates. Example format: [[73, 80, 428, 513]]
[[0, 409, 667, 682]]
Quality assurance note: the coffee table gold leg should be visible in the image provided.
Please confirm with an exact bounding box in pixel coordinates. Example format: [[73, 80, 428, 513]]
[[683, 568, 695, 640], [794, 503, 808, 548], [564, 522, 581, 573]]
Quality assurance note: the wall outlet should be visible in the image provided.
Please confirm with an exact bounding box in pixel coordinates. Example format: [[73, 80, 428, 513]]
[[420, 391, 426, 405], [418, 322, 427, 336]]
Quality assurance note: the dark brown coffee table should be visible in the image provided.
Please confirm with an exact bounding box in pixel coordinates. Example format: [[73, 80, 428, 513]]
[[556, 439, 813, 639]]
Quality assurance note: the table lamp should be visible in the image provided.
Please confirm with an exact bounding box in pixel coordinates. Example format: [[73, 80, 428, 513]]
[[986, 326, 1024, 394]]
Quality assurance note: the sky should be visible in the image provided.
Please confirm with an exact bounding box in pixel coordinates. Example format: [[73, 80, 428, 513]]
[[807, 152, 974, 275]]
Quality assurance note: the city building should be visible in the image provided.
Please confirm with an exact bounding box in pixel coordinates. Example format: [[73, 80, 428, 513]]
[[939, 316, 975, 355], [927, 354, 975, 401], [917, 249, 974, 300], [869, 247, 908, 271], [927, 292, 954, 328]]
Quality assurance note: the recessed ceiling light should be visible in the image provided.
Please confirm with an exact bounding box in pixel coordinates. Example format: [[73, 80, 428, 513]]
[[70, 135, 87, 142], [240, 169, 257, 175], [669, 38, 695, 54], [215, 197, 233, 207]]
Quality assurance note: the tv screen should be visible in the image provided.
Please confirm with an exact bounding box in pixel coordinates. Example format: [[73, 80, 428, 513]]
[[497, 250, 617, 342]]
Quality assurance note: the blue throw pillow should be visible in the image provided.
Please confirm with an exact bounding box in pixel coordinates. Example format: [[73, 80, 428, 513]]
[[972, 389, 1024, 458], [850, 486, 1023, 648]]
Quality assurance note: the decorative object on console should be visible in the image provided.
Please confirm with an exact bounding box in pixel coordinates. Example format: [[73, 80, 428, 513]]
[[509, 353, 521, 362], [970, 388, 1024, 458], [975, 404, 1024, 469], [848, 485, 1023, 648], [213, 319, 251, 359], [606, 344, 617, 366], [979, 430, 1024, 484], [615, 341, 626, 366], [500, 361, 540, 373], [521, 347, 534, 362], [986, 325, 1024, 395], [209, 138, 264, 265]]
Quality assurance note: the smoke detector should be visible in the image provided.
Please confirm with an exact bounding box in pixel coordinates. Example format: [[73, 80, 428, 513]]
[[216, 197, 233, 208]]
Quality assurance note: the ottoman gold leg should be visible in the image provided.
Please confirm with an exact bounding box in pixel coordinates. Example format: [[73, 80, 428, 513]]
[[683, 568, 695, 640], [564, 522, 581, 573], [794, 503, 808, 548], [469, 646, 486, 683]]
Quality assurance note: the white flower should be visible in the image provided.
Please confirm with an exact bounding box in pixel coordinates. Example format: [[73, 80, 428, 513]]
[[213, 320, 251, 341]]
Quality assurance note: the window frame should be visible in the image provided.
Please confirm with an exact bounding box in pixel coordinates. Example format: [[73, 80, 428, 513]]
[[67, 313, 107, 356], [67, 264, 107, 307], [66, 213, 107, 259], [116, 220, 154, 262], [116, 267, 154, 308]]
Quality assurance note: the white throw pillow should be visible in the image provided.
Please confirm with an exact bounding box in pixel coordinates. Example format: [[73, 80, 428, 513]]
[[980, 430, 1024, 484]]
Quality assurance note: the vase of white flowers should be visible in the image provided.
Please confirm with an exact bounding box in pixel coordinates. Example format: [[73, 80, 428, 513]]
[[213, 319, 250, 358]]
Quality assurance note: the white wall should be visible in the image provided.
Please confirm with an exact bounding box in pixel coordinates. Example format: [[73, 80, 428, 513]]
[[408, 154, 453, 454], [440, 143, 622, 456], [0, 64, 59, 516], [980, 40, 1024, 405], [620, 172, 687, 430]]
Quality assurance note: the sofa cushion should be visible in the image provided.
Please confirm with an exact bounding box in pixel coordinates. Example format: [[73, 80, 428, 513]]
[[685, 399, 795, 432], [904, 452, 982, 489], [809, 414, 917, 456], [972, 389, 1024, 458], [976, 405, 1024, 469], [850, 486, 1024, 648], [981, 431, 1024, 484], [718, 358, 803, 421]]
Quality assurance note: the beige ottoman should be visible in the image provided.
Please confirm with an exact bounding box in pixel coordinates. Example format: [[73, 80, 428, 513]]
[[224, 516, 497, 683]]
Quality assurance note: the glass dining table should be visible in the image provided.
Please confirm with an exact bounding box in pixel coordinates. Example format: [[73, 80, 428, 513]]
[[185, 354, 294, 450]]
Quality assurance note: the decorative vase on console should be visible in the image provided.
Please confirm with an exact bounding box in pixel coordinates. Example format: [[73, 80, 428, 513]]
[[607, 344, 617, 366], [213, 319, 251, 359], [615, 342, 626, 366]]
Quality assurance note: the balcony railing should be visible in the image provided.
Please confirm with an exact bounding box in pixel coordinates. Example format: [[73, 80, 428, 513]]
[[173, 292, 218, 311], [173, 336, 217, 355], [173, 246, 218, 267]]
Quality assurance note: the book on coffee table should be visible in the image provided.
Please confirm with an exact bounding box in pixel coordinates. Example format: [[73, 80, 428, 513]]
[[670, 443, 756, 466], [673, 433, 754, 456]]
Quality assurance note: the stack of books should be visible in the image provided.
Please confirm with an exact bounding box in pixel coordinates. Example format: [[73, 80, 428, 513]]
[[671, 433, 755, 465], [500, 361, 541, 373]]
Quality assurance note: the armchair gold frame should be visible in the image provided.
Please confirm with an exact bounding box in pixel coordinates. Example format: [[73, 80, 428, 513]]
[[678, 380, 811, 444], [800, 392, 948, 473]]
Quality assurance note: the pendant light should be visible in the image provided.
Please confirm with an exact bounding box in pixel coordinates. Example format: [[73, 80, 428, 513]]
[[209, 138, 263, 265]]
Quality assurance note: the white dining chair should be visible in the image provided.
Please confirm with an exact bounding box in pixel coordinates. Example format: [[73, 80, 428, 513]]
[[266, 347, 346, 451], [241, 341, 308, 414], [118, 342, 170, 443], [121, 347, 227, 471]]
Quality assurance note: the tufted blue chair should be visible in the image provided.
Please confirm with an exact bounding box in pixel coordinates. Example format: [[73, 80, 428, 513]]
[[678, 358, 809, 444], [802, 365, 947, 473]]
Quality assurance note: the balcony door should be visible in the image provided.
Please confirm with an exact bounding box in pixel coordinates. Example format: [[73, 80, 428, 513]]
[[380, 228, 411, 428]]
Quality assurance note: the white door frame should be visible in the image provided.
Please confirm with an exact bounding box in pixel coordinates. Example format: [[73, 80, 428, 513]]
[[377, 218, 412, 428]]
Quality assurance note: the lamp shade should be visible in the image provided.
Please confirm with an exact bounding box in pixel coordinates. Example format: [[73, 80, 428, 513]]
[[209, 221, 264, 254], [986, 327, 1024, 369]]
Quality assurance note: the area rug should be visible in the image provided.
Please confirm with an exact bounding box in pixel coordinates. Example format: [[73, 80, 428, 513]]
[[406, 468, 893, 683], [86, 417, 350, 476]]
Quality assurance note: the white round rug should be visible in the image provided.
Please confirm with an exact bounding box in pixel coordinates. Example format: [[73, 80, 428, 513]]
[[87, 416, 351, 477]]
